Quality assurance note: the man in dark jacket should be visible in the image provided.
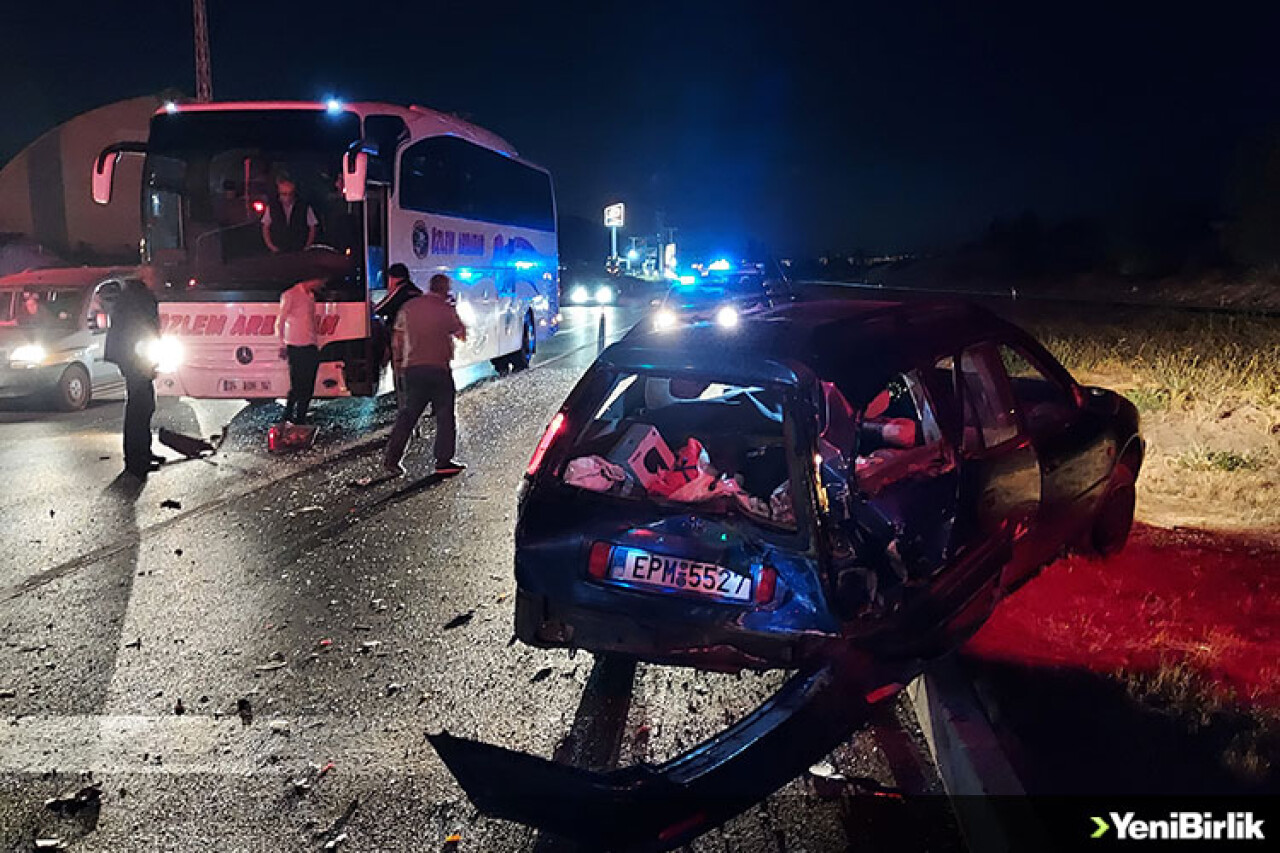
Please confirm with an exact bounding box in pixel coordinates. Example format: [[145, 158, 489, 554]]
[[105, 279, 162, 476], [261, 175, 317, 253], [372, 263, 422, 407]]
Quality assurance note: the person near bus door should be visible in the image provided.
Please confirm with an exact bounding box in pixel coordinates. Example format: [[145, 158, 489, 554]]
[[262, 175, 317, 253], [278, 278, 325, 424], [104, 279, 163, 477], [372, 263, 422, 407], [382, 273, 467, 477]]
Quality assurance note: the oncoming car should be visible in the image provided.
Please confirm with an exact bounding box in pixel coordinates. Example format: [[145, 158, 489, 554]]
[[514, 300, 1143, 672], [0, 267, 133, 411], [651, 260, 793, 332]]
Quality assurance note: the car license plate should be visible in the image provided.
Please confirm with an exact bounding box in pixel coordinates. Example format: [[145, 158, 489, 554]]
[[605, 547, 753, 603], [220, 378, 272, 394]]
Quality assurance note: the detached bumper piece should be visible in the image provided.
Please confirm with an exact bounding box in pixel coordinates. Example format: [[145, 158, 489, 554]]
[[428, 650, 909, 851]]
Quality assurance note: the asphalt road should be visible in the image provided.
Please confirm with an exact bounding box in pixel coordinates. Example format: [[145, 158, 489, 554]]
[[0, 305, 956, 852]]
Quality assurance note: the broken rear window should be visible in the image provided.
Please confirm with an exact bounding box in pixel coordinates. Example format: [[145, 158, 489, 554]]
[[561, 371, 797, 530]]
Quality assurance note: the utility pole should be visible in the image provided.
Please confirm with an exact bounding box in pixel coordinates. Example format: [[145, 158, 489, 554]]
[[193, 0, 213, 102]]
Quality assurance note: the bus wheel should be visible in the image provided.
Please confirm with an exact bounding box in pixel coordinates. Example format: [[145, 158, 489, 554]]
[[507, 313, 536, 372], [54, 364, 92, 412]]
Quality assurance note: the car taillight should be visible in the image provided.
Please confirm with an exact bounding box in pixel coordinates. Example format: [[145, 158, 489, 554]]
[[526, 411, 566, 477], [587, 541, 612, 579], [755, 565, 777, 604]]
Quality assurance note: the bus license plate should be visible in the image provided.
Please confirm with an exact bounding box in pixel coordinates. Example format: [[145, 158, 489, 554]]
[[220, 378, 272, 394], [606, 547, 752, 603]]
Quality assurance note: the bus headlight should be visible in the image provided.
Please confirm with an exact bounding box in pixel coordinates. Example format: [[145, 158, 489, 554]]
[[715, 306, 740, 329], [9, 344, 47, 366], [140, 336, 184, 374], [594, 285, 614, 304], [653, 308, 678, 332], [569, 285, 590, 304]]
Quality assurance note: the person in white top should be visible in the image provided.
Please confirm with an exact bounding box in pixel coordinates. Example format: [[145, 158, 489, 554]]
[[278, 278, 324, 424]]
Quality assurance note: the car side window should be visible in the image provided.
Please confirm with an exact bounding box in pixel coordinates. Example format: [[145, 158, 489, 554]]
[[854, 369, 953, 495], [999, 344, 1076, 433], [959, 344, 1020, 450]]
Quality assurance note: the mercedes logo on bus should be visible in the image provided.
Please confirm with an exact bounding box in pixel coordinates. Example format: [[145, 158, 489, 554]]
[[235, 346, 255, 365]]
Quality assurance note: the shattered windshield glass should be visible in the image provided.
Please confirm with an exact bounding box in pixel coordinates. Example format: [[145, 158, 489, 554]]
[[561, 371, 798, 530]]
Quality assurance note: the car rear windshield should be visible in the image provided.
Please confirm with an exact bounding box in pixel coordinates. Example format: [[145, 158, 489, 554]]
[[560, 371, 798, 530]]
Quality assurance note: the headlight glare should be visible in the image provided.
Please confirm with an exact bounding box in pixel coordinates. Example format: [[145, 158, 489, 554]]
[[653, 308, 678, 332], [595, 285, 614, 304], [569, 286, 590, 304], [9, 344, 47, 365], [715, 306, 740, 329]]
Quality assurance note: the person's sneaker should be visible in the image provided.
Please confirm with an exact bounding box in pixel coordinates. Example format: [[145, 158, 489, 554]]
[[434, 460, 466, 476]]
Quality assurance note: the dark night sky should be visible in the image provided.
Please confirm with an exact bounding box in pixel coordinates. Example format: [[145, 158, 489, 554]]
[[2, 2, 1278, 256]]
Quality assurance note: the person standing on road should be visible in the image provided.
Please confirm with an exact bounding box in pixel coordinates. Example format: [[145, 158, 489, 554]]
[[278, 278, 324, 424], [104, 279, 163, 477], [382, 273, 467, 477], [372, 263, 422, 407]]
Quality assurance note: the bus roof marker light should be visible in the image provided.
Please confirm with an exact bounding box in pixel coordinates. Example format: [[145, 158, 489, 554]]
[[164, 101, 178, 114], [678, 275, 696, 285], [457, 268, 474, 281], [325, 98, 344, 114], [708, 258, 732, 271]]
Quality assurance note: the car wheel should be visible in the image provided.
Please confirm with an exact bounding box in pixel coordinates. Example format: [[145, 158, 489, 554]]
[[1091, 462, 1136, 557], [507, 313, 536, 372], [55, 364, 92, 412]]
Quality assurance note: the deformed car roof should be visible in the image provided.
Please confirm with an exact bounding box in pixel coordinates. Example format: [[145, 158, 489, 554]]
[[607, 299, 1013, 405]]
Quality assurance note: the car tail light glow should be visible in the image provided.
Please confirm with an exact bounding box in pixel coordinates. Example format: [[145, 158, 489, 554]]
[[755, 565, 777, 604], [526, 412, 566, 477], [587, 541, 612, 579]]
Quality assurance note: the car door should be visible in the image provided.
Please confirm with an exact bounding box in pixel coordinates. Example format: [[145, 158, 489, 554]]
[[952, 343, 1046, 586], [996, 341, 1115, 542]]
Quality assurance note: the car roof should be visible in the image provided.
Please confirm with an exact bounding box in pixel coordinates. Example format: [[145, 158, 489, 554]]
[[605, 299, 1016, 404]]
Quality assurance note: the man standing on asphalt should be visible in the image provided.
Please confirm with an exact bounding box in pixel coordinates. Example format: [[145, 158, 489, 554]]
[[382, 273, 467, 477], [278, 278, 324, 424], [104, 279, 163, 477], [372, 263, 422, 407]]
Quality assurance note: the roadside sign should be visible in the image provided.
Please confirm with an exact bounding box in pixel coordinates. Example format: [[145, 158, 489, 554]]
[[604, 203, 625, 229]]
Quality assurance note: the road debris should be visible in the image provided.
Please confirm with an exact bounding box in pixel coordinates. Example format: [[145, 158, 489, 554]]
[[386, 683, 403, 696], [530, 667, 553, 683], [316, 799, 359, 850], [123, 637, 141, 650], [443, 610, 474, 630], [44, 783, 102, 815], [34, 839, 66, 850], [256, 652, 288, 672], [173, 698, 185, 716], [160, 499, 182, 510], [159, 427, 216, 458], [269, 719, 291, 736], [236, 697, 253, 725], [0, 688, 16, 699], [444, 833, 462, 849], [322, 833, 348, 850], [358, 640, 381, 654]]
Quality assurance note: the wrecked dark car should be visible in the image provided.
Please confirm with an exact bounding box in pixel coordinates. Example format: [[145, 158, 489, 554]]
[[514, 300, 1144, 672]]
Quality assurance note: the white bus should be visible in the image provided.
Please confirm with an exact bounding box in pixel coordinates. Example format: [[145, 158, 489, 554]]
[[92, 101, 559, 399]]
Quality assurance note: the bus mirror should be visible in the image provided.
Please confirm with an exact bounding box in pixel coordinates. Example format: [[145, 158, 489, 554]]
[[92, 150, 118, 205], [343, 151, 368, 203]]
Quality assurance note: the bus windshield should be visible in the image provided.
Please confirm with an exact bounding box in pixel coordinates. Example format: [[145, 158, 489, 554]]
[[143, 110, 365, 297]]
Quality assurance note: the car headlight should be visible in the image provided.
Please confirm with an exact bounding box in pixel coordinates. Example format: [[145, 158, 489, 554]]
[[569, 286, 590, 304], [139, 336, 184, 374], [9, 344, 47, 365], [653, 308, 678, 332], [595, 285, 614, 304], [715, 306, 740, 329]]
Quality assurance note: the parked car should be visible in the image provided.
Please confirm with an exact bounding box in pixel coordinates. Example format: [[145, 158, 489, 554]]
[[514, 300, 1143, 672], [0, 267, 136, 410]]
